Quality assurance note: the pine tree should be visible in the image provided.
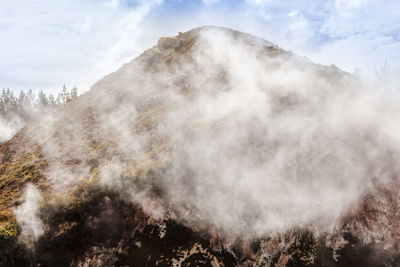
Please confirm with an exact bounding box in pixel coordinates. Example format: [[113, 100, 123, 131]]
[[71, 86, 78, 99], [61, 85, 70, 104], [26, 89, 35, 110], [0, 89, 6, 116], [38, 90, 49, 109], [48, 94, 56, 108], [0, 86, 80, 126], [17, 91, 27, 117]]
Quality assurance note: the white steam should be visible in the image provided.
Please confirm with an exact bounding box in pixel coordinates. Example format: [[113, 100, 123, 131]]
[[0, 115, 24, 143], [28, 26, 400, 238], [14, 183, 45, 248]]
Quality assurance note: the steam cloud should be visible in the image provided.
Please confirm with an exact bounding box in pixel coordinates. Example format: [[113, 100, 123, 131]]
[[14, 183, 45, 248], [0, 115, 24, 143], [23, 27, 400, 238]]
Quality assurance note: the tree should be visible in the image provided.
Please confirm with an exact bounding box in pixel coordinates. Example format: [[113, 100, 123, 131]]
[[17, 91, 28, 117], [0, 86, 80, 120], [26, 89, 35, 110], [71, 86, 78, 99], [61, 85, 70, 104], [0, 86, 81, 142], [37, 90, 49, 109], [48, 94, 56, 108]]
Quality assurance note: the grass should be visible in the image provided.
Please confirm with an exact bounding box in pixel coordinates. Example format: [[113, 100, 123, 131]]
[[0, 210, 18, 242], [0, 28, 195, 250]]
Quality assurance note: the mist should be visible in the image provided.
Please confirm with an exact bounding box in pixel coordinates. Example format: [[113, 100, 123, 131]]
[[0, 115, 24, 143], [13, 184, 45, 248], [17, 26, 400, 242]]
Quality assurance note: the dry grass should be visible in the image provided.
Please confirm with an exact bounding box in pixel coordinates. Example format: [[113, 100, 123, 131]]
[[0, 28, 198, 243]]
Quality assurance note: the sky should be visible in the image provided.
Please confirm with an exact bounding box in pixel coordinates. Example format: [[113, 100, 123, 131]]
[[1, 0, 400, 94]]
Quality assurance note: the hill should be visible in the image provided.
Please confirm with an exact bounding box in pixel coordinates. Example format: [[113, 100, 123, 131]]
[[1, 26, 400, 266]]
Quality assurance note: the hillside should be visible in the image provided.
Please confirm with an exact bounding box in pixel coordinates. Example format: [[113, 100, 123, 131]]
[[1, 26, 400, 266]]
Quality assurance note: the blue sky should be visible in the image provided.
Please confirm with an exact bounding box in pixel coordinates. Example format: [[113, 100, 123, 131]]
[[1, 0, 400, 93]]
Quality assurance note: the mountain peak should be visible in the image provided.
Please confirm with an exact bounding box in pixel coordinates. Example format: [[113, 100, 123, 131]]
[[156, 25, 276, 56]]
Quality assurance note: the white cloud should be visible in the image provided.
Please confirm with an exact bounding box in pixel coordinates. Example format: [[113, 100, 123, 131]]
[[245, 0, 273, 5], [323, 0, 400, 38], [1, 0, 400, 93], [103, 0, 120, 9], [202, 0, 221, 5], [335, 0, 369, 9], [0, 0, 163, 93]]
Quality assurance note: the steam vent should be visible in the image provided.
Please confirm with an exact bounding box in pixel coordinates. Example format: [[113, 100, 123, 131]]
[[1, 26, 400, 266]]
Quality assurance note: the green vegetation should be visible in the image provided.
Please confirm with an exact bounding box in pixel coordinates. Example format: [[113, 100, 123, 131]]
[[0, 210, 18, 246], [0, 222, 18, 240], [0, 85, 80, 141]]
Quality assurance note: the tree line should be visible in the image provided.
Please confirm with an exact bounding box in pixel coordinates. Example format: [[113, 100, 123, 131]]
[[0, 85, 79, 121]]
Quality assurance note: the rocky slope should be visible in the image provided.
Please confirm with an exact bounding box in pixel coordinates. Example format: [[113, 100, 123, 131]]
[[1, 26, 400, 266]]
